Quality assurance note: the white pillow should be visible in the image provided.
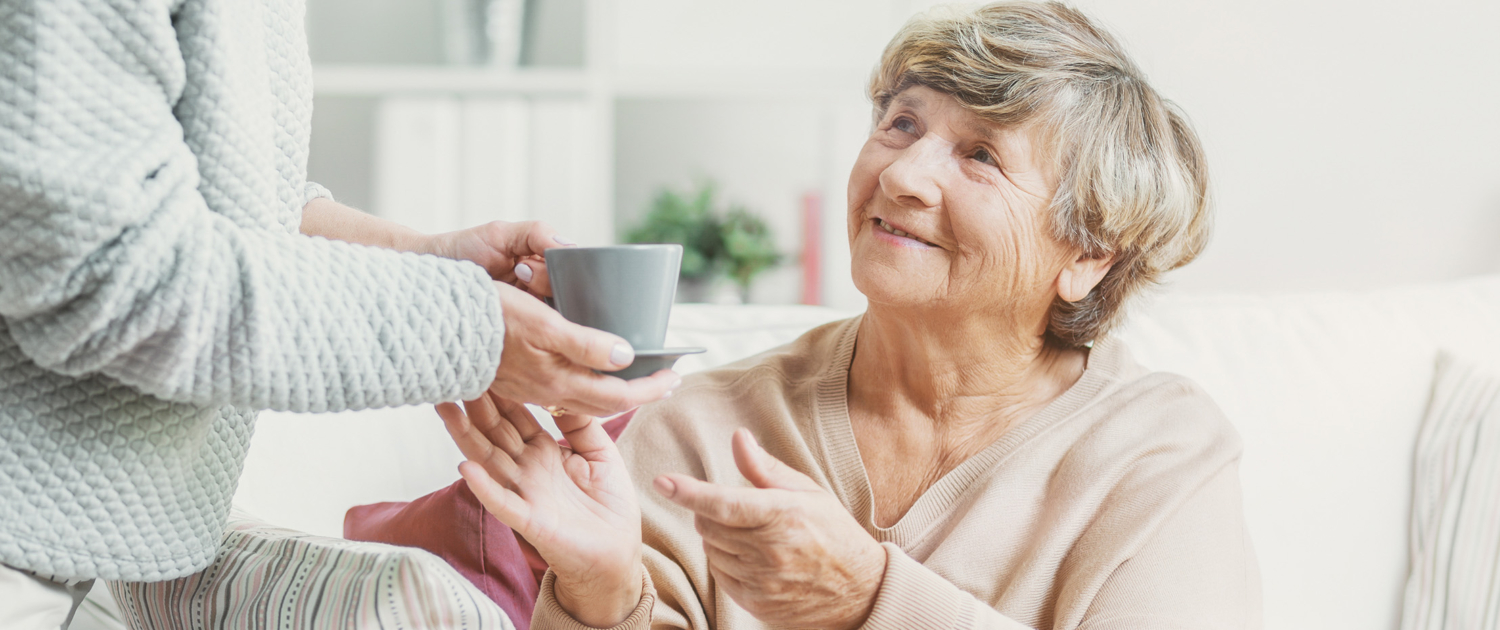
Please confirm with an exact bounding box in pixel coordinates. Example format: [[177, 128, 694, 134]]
[[108, 510, 513, 630], [1117, 289, 1440, 630], [1400, 353, 1500, 630]]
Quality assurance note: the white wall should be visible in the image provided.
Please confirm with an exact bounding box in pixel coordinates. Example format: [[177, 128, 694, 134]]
[[1066, 0, 1500, 293], [609, 0, 1500, 304]]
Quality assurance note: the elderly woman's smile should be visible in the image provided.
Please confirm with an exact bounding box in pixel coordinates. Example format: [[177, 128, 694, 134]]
[[872, 217, 937, 248], [849, 85, 1081, 317]]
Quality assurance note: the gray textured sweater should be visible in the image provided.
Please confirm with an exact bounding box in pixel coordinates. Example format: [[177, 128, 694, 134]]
[[0, 0, 504, 581]]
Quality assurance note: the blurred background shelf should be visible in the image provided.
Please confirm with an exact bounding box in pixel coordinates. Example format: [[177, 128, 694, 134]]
[[609, 69, 869, 100], [312, 66, 866, 100], [305, 0, 1500, 307], [312, 66, 598, 96], [304, 0, 885, 308]]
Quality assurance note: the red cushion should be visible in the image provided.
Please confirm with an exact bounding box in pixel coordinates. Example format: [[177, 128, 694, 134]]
[[344, 410, 637, 629]]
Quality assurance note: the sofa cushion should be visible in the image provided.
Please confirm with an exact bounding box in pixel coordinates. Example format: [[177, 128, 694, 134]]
[[1113, 275, 1500, 630], [1400, 352, 1500, 630], [343, 480, 541, 630], [1117, 290, 1438, 630], [108, 510, 513, 630]]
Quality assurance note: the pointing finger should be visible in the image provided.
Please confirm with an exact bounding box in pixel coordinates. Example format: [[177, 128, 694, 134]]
[[653, 474, 777, 528]]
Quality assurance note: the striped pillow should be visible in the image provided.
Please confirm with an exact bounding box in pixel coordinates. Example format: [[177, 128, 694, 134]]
[[1401, 353, 1500, 630], [108, 509, 514, 630]]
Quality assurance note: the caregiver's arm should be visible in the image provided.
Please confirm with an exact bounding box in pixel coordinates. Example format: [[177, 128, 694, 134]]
[[300, 197, 562, 295], [300, 198, 677, 416], [0, 0, 669, 414], [300, 197, 428, 253]]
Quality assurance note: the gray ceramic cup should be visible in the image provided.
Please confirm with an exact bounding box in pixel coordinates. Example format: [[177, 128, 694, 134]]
[[544, 244, 683, 352]]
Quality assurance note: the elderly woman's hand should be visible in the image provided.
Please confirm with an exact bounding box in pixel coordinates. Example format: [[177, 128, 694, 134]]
[[438, 393, 646, 628], [654, 429, 887, 630]]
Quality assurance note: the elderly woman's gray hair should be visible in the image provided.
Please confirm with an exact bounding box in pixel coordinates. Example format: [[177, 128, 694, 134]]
[[870, 1, 1211, 347]]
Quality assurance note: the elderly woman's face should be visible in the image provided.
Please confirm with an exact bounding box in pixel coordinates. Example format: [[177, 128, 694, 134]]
[[847, 86, 1074, 315]]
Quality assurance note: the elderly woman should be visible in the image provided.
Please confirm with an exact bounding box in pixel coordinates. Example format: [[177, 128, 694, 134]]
[[441, 2, 1258, 628]]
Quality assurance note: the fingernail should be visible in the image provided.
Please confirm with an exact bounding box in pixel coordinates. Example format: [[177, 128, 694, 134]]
[[653, 476, 676, 498], [553, 235, 576, 246], [610, 343, 635, 367], [671, 377, 683, 390], [513, 262, 533, 283], [660, 390, 673, 400]]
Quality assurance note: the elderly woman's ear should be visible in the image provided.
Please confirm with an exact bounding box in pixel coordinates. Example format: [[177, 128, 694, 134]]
[[1056, 252, 1114, 303]]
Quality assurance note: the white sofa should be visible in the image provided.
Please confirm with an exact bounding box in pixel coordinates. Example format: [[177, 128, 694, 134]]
[[231, 274, 1500, 630]]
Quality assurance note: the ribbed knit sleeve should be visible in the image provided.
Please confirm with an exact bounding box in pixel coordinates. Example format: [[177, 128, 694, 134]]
[[533, 568, 658, 630], [304, 181, 334, 205], [864, 544, 1031, 630], [0, 0, 503, 411]]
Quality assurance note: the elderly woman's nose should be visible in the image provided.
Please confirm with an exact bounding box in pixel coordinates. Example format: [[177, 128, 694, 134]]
[[878, 137, 948, 209]]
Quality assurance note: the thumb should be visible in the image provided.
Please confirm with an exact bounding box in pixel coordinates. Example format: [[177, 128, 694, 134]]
[[543, 314, 636, 372], [732, 428, 821, 492]]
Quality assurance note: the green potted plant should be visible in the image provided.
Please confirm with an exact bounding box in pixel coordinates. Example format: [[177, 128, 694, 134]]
[[624, 182, 781, 303]]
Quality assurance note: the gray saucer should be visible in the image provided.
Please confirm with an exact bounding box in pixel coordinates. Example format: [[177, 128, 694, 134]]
[[602, 347, 706, 380]]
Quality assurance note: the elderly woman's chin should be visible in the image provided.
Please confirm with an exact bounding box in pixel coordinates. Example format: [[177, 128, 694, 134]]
[[848, 233, 950, 308]]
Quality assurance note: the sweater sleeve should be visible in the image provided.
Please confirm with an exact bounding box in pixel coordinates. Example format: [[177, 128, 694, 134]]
[[0, 0, 503, 412], [532, 567, 660, 630], [863, 463, 1261, 630], [862, 544, 1032, 630], [1072, 463, 1262, 630], [304, 181, 335, 205]]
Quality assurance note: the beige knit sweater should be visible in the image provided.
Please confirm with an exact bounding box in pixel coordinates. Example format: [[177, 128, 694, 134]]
[[534, 317, 1261, 629]]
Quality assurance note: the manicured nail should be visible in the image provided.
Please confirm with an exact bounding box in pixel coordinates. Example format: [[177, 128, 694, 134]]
[[610, 343, 634, 367], [653, 476, 676, 498], [513, 262, 533, 283], [553, 235, 576, 246]]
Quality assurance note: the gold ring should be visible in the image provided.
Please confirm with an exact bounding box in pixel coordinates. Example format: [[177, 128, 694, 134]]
[[544, 405, 568, 417]]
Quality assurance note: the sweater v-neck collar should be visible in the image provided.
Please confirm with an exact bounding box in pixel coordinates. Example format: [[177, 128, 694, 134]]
[[813, 316, 1127, 548]]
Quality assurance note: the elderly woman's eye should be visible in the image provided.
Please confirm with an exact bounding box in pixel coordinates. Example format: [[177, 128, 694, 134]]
[[893, 117, 918, 134], [972, 147, 997, 166]]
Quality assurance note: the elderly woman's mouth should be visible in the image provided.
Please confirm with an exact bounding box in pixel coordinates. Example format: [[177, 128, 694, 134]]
[[874, 218, 938, 248]]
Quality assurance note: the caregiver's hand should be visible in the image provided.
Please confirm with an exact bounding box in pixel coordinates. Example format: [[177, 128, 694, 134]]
[[655, 428, 887, 630], [424, 220, 565, 298], [300, 200, 563, 298], [438, 393, 645, 628], [491, 282, 680, 417]]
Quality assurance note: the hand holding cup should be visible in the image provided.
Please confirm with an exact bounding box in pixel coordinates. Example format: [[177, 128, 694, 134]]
[[490, 282, 680, 417], [544, 245, 705, 380]]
